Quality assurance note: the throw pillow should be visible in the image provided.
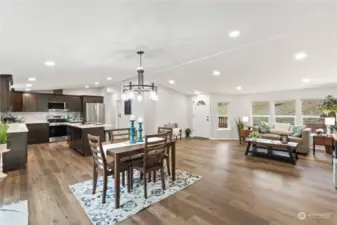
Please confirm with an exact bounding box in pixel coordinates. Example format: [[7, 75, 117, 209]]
[[260, 121, 272, 133], [290, 125, 306, 137], [274, 122, 291, 131], [270, 129, 291, 135]]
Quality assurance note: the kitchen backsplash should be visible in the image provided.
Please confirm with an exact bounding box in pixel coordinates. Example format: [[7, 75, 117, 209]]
[[10, 112, 82, 122]]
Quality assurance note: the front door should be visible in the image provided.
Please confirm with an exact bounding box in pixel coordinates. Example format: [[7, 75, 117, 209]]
[[193, 95, 211, 138]]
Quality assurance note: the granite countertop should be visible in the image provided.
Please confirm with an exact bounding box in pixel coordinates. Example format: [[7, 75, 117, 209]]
[[24, 120, 48, 124], [67, 123, 114, 130], [7, 123, 28, 133]]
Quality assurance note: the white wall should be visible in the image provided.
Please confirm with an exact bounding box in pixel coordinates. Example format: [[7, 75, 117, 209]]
[[206, 87, 337, 139], [103, 84, 189, 135], [156, 86, 189, 134]]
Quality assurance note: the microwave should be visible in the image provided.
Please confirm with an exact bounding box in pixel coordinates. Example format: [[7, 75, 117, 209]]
[[48, 101, 68, 112]]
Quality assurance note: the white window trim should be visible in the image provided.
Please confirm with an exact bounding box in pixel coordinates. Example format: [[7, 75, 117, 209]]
[[274, 115, 296, 124], [251, 115, 270, 126], [217, 102, 229, 129]]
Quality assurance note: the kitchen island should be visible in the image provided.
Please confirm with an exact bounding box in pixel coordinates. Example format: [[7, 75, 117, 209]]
[[3, 123, 28, 172], [67, 123, 112, 156]]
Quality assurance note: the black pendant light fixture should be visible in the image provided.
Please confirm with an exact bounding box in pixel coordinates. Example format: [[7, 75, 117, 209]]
[[121, 51, 158, 102]]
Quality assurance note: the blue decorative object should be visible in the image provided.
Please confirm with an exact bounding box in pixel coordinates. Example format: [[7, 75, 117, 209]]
[[130, 119, 136, 144], [138, 121, 143, 142]]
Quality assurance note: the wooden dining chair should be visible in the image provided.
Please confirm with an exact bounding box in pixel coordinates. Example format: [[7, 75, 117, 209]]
[[158, 127, 173, 176], [133, 133, 167, 199], [109, 128, 130, 143], [88, 134, 130, 204], [109, 128, 143, 190]]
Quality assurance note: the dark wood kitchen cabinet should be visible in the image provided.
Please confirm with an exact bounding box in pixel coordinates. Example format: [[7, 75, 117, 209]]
[[67, 125, 104, 156], [67, 96, 81, 112], [26, 123, 49, 144], [37, 94, 49, 112], [11, 92, 23, 112], [22, 93, 39, 112], [0, 74, 13, 112]]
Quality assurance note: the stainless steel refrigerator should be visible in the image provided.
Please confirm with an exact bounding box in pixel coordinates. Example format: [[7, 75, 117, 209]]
[[85, 103, 105, 124]]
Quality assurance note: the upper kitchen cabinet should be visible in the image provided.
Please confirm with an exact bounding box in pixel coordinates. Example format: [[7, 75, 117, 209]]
[[11, 92, 23, 112], [22, 93, 39, 112], [82, 96, 104, 104], [37, 94, 49, 112], [0, 74, 13, 112], [67, 96, 81, 112]]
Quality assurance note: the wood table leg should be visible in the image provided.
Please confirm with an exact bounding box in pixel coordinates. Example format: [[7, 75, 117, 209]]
[[288, 147, 296, 165], [171, 142, 176, 181], [114, 154, 120, 209], [245, 142, 251, 156]]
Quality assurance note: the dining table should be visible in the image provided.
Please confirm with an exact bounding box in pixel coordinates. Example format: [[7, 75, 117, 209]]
[[102, 138, 176, 209]]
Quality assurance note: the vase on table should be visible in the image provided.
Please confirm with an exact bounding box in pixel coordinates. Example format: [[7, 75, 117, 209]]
[[138, 117, 144, 142], [129, 115, 136, 144]]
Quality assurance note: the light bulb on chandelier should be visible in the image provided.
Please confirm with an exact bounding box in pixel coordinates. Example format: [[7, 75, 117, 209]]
[[137, 94, 143, 102], [129, 91, 135, 100]]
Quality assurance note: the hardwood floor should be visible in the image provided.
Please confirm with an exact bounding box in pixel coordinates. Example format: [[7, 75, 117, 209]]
[[1, 139, 336, 225]]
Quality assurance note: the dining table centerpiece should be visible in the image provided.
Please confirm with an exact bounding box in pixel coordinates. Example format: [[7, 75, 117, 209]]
[[129, 115, 136, 144], [138, 117, 144, 142]]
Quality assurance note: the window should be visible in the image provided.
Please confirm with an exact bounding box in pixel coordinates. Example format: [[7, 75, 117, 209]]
[[252, 101, 269, 125], [218, 103, 228, 128], [274, 100, 296, 125], [301, 99, 324, 126]]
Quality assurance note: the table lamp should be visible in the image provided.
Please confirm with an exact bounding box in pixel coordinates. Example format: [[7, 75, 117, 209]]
[[242, 116, 249, 129], [325, 117, 335, 134]]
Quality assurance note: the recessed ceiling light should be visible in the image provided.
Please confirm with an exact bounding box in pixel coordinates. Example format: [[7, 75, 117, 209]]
[[228, 30, 240, 38], [169, 80, 175, 84], [107, 88, 113, 92], [212, 70, 220, 76], [45, 61, 55, 67], [94, 81, 99, 85], [25, 83, 32, 87], [194, 90, 200, 95], [85, 85, 89, 88], [28, 77, 36, 82], [25, 88, 31, 91], [302, 78, 310, 83], [294, 52, 307, 60], [106, 77, 112, 80], [236, 86, 242, 90]]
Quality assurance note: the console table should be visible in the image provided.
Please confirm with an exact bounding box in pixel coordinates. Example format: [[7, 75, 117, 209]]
[[313, 134, 334, 155]]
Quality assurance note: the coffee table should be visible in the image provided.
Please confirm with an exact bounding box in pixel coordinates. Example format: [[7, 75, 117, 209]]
[[245, 138, 299, 164]]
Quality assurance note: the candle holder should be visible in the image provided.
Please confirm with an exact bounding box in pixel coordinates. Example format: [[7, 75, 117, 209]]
[[130, 119, 136, 144], [138, 122, 144, 142]]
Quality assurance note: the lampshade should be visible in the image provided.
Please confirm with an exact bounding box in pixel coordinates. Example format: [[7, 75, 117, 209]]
[[242, 116, 249, 123], [325, 117, 335, 126]]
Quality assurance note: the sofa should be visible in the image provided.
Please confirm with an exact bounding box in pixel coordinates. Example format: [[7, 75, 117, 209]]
[[253, 122, 311, 154]]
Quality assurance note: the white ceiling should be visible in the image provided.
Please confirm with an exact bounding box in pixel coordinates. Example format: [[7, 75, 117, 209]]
[[0, 0, 336, 95]]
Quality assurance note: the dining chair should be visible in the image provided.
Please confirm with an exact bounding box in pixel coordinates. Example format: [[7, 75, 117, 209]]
[[88, 134, 130, 204], [133, 133, 167, 199], [158, 127, 173, 176], [109, 128, 143, 190]]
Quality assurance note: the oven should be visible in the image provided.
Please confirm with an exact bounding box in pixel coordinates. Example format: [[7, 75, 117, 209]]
[[48, 101, 68, 112], [48, 118, 68, 142]]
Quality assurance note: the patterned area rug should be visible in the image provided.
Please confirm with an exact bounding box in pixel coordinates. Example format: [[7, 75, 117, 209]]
[[0, 200, 29, 225], [70, 169, 201, 225]]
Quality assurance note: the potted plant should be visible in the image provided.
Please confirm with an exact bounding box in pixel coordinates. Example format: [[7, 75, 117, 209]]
[[185, 128, 191, 138], [318, 95, 337, 123], [235, 118, 245, 138], [0, 123, 9, 150], [249, 131, 260, 141]]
